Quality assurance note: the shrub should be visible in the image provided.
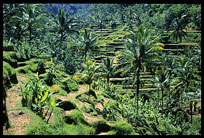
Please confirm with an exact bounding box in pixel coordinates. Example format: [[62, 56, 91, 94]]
[[26, 122, 57, 135], [58, 87, 67, 96], [26, 62, 38, 73], [57, 100, 78, 111], [62, 78, 78, 93], [76, 124, 95, 135], [63, 109, 88, 126], [62, 52, 77, 75], [94, 120, 110, 134], [109, 121, 135, 135], [72, 72, 87, 84], [37, 60, 46, 74], [44, 58, 61, 86], [3, 40, 14, 51], [3, 84, 10, 130]]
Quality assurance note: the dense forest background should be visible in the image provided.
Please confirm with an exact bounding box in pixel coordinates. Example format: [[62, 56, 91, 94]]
[[3, 3, 201, 135], [44, 4, 201, 30]]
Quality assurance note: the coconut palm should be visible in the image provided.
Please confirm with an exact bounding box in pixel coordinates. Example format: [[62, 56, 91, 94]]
[[3, 4, 25, 47], [171, 55, 199, 124], [48, 9, 79, 60], [79, 28, 99, 62], [101, 57, 116, 89], [116, 24, 164, 114], [153, 53, 176, 110], [19, 4, 46, 49], [170, 19, 187, 55], [153, 65, 170, 110]]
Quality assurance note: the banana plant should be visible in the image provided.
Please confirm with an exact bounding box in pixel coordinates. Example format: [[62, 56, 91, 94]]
[[45, 97, 58, 123], [18, 72, 57, 120]]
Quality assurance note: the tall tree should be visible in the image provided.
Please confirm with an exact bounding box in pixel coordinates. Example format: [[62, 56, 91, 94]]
[[48, 9, 79, 60], [21, 4, 46, 49], [79, 29, 99, 62], [116, 24, 163, 115], [3, 4, 26, 45], [170, 19, 187, 55], [101, 57, 116, 89]]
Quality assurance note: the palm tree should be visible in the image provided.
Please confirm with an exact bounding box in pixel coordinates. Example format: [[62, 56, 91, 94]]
[[171, 55, 198, 124], [3, 4, 46, 55], [3, 4, 22, 42], [170, 19, 187, 55], [3, 4, 27, 48], [48, 9, 79, 60], [101, 57, 116, 89], [153, 65, 170, 110], [116, 24, 163, 115], [19, 4, 46, 50], [79, 28, 99, 62]]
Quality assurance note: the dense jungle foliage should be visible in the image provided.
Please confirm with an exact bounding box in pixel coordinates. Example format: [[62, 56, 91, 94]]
[[3, 3, 201, 135]]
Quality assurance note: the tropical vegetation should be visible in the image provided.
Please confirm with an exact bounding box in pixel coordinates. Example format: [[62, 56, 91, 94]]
[[3, 3, 201, 135]]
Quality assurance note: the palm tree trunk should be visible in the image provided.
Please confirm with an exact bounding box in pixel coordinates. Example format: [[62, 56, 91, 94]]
[[46, 108, 53, 123], [161, 87, 164, 110], [107, 74, 110, 90], [177, 45, 178, 55], [58, 32, 63, 60], [84, 53, 87, 62], [157, 89, 160, 106], [190, 101, 193, 124], [29, 26, 32, 47], [135, 68, 140, 115]]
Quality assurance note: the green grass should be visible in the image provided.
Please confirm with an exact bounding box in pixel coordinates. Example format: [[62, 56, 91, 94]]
[[3, 52, 18, 68], [3, 61, 18, 87], [64, 109, 89, 125], [108, 121, 136, 135], [16, 63, 38, 76], [62, 78, 79, 93]]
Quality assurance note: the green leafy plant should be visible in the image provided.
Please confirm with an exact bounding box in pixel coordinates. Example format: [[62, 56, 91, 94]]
[[82, 59, 100, 93], [79, 28, 99, 62], [101, 57, 116, 90], [44, 58, 62, 86], [18, 72, 58, 122], [116, 24, 163, 114]]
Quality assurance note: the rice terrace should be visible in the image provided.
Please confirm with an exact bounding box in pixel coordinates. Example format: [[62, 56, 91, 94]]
[[3, 3, 201, 135]]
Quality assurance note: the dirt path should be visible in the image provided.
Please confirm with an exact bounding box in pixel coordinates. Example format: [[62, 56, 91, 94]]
[[67, 85, 88, 100], [54, 85, 88, 102], [82, 112, 103, 123], [54, 85, 106, 124], [3, 75, 32, 135]]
